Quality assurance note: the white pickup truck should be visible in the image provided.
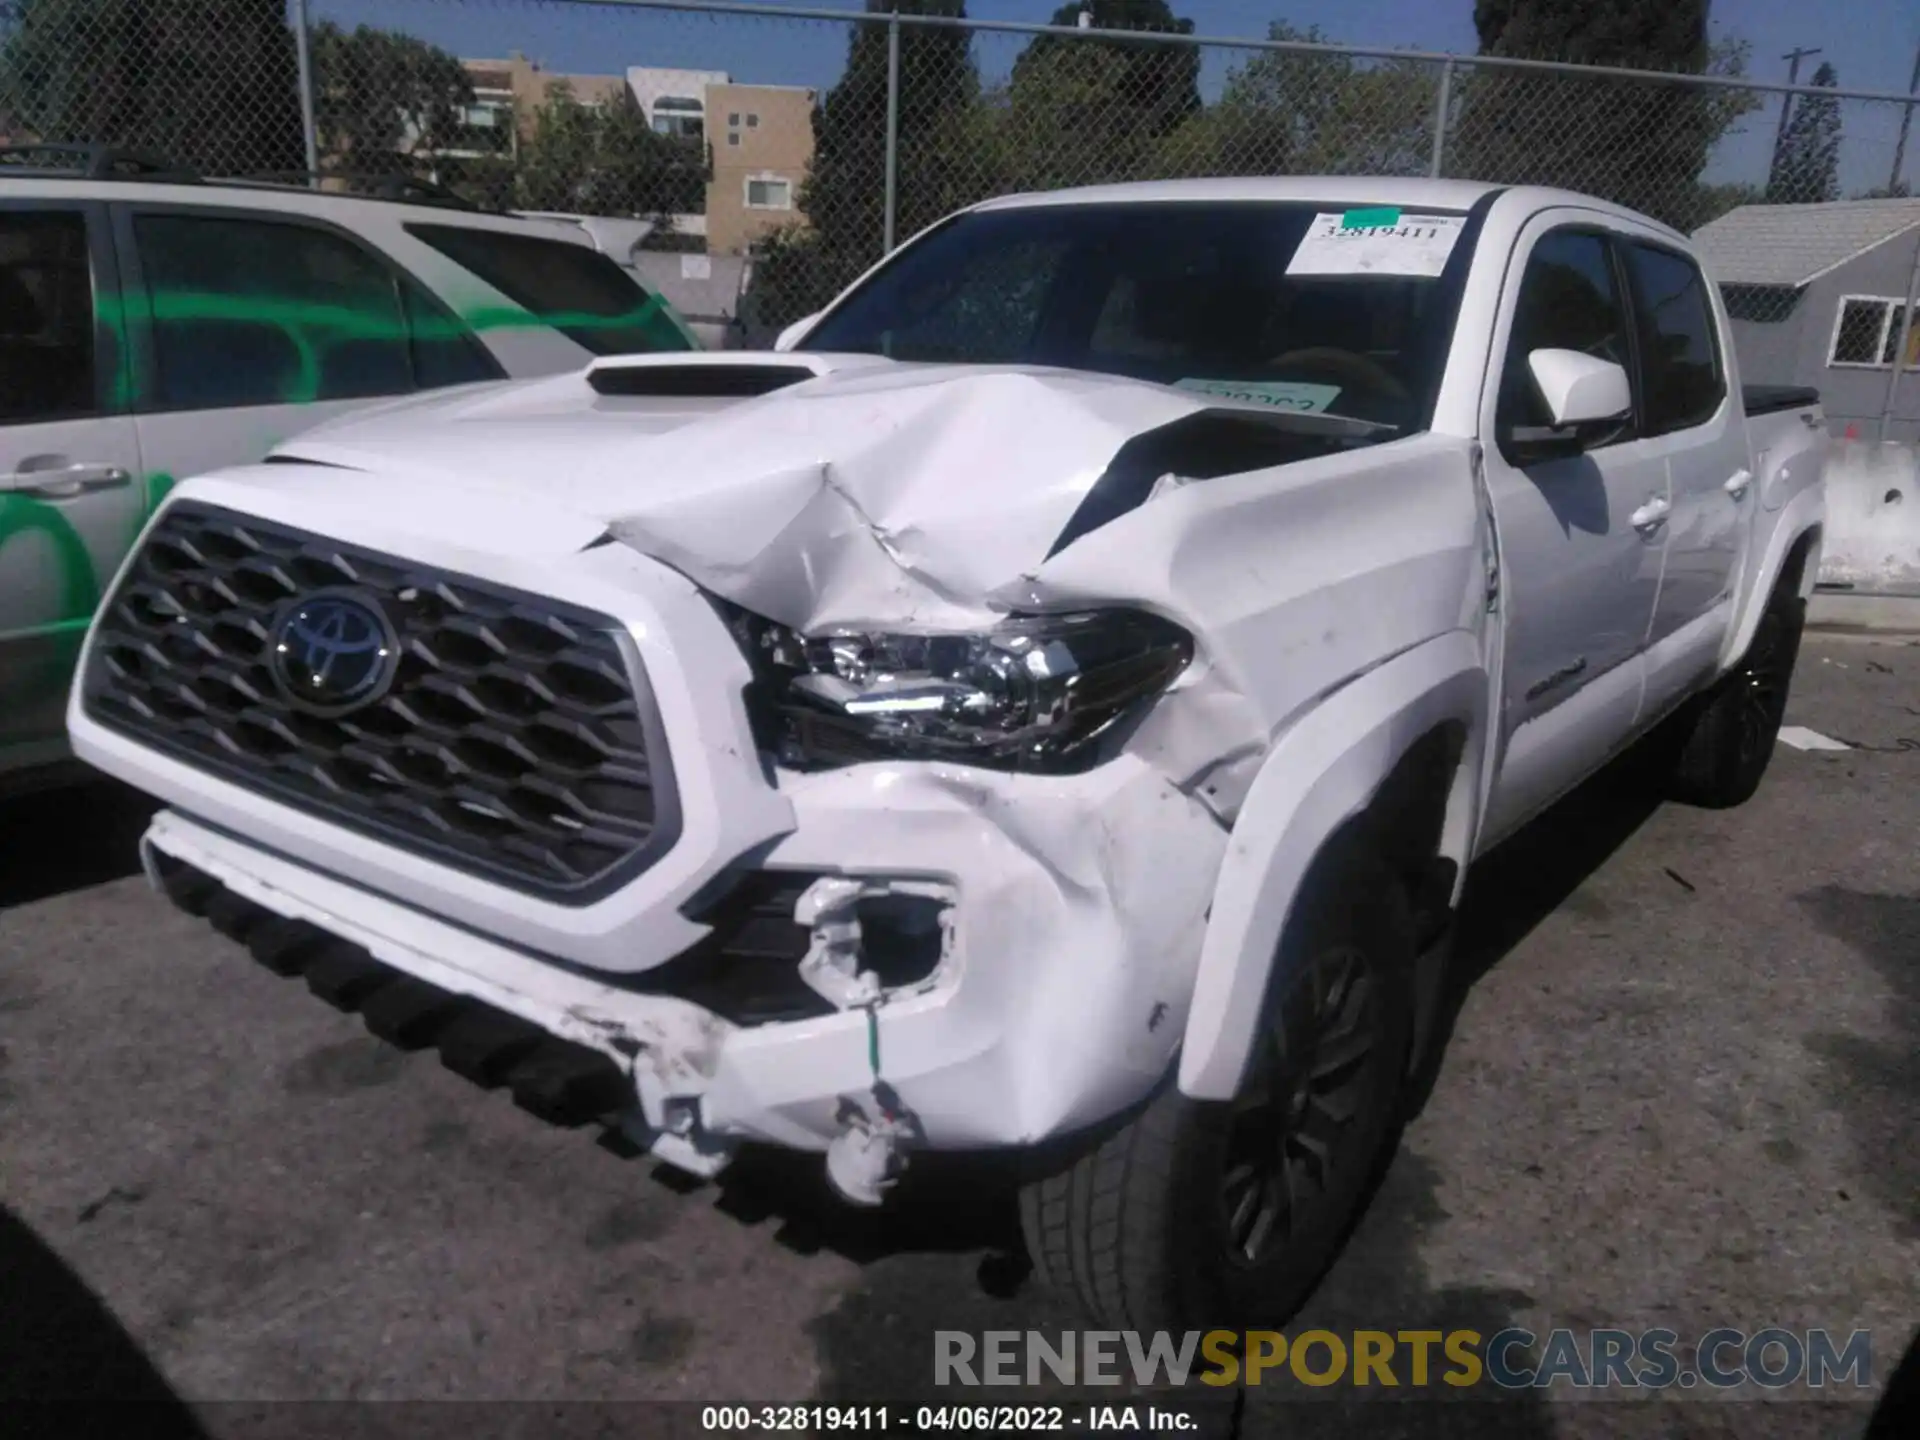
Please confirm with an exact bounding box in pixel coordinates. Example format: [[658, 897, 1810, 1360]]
[[69, 178, 1826, 1332]]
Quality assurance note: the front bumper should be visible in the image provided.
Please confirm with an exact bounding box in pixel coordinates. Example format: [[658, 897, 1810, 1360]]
[[139, 747, 1223, 1176], [71, 478, 1226, 1178]]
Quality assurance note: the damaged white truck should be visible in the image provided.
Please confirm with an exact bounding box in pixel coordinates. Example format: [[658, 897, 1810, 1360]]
[[69, 179, 1827, 1331]]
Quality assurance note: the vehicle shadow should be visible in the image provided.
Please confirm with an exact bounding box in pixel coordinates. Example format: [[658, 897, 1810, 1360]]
[[1404, 744, 1667, 1121], [0, 775, 156, 912], [0, 1200, 207, 1433]]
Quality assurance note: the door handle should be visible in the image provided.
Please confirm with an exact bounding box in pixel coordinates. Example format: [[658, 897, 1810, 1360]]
[[1724, 468, 1753, 499], [1630, 496, 1671, 533], [0, 461, 132, 499]]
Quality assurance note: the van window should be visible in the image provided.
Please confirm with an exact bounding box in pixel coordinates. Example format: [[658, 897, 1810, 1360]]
[[135, 213, 413, 409], [405, 222, 691, 356], [0, 210, 100, 423], [400, 278, 505, 389]]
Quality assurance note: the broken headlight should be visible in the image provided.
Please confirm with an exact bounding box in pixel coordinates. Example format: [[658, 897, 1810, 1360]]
[[727, 607, 1193, 771]]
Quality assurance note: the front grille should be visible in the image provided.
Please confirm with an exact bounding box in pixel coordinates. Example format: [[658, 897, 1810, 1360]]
[[82, 501, 678, 902]]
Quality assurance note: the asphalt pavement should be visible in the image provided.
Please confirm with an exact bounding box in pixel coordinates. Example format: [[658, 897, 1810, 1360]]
[[2, 636, 1915, 1439]]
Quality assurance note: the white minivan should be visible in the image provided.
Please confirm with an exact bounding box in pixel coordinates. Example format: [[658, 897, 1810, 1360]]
[[0, 147, 700, 794]]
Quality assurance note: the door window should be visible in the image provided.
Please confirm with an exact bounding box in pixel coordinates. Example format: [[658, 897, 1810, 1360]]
[[1496, 229, 1633, 438], [0, 211, 99, 424], [1622, 242, 1724, 435], [405, 222, 692, 356], [400, 278, 505, 389], [135, 213, 414, 410]]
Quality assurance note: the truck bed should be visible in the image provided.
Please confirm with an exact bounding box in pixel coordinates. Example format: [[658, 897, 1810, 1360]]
[[1743, 383, 1821, 417]]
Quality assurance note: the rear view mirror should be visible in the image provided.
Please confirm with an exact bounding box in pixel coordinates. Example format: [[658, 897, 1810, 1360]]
[[1507, 348, 1632, 463]]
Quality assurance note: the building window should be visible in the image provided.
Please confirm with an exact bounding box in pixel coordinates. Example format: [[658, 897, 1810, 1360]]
[[727, 133, 740, 147], [651, 95, 705, 142], [747, 113, 760, 128], [728, 112, 740, 127], [1829, 295, 1920, 369], [745, 177, 792, 210]]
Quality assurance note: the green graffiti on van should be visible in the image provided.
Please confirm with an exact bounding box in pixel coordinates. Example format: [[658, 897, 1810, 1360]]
[[0, 472, 178, 714]]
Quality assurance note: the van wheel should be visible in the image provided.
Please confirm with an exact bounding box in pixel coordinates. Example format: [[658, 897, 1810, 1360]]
[[1018, 838, 1415, 1331], [1666, 586, 1807, 809]]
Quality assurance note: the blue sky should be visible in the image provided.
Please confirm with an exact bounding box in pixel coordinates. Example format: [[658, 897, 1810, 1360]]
[[317, 0, 1920, 193]]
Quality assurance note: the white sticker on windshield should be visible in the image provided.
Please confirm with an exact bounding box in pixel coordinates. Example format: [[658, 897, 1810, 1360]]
[[1286, 210, 1467, 278], [1175, 378, 1343, 413]]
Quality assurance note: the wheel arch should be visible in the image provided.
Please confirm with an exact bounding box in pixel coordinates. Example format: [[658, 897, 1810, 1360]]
[[1177, 629, 1489, 1101], [1723, 487, 1825, 671]]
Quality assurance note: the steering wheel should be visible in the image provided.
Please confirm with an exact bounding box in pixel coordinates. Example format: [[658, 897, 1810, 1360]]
[[1262, 346, 1411, 403]]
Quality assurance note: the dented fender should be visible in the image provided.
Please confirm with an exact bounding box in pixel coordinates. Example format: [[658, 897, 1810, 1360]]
[[1178, 628, 1491, 1100]]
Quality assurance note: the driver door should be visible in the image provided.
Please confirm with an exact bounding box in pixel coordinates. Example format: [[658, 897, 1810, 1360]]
[[1479, 218, 1670, 845]]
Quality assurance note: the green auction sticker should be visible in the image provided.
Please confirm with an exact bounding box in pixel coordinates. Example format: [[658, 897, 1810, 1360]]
[[1341, 207, 1402, 229]]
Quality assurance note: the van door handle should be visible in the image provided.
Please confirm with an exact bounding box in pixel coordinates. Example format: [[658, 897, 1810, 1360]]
[[0, 461, 133, 499], [1724, 469, 1753, 499], [1630, 496, 1671, 533]]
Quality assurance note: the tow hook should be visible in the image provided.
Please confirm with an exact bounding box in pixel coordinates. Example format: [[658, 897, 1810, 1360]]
[[825, 1082, 922, 1206]]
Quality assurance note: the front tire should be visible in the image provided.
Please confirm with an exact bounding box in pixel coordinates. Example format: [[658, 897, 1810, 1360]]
[[1665, 584, 1807, 809], [1018, 838, 1415, 1331]]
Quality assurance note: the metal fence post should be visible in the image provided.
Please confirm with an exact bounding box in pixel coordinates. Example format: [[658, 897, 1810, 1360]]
[[1428, 58, 1453, 178], [1877, 230, 1920, 445], [883, 11, 901, 254], [292, 0, 321, 184]]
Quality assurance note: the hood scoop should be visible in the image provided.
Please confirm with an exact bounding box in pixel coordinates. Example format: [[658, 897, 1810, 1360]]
[[581, 350, 882, 399], [586, 361, 820, 398]]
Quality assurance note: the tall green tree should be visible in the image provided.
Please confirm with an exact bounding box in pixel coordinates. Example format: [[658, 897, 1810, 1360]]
[[309, 23, 473, 179], [514, 81, 706, 219], [749, 0, 981, 329], [1451, 0, 1757, 227], [1767, 61, 1841, 204], [1153, 22, 1433, 180], [998, 0, 1199, 189], [0, 0, 303, 176]]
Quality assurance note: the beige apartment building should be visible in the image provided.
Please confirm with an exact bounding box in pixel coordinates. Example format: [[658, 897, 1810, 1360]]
[[451, 55, 629, 158], [703, 82, 815, 254], [440, 60, 815, 256]]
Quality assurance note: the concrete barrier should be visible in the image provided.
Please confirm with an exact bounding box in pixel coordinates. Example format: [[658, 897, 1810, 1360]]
[[1818, 439, 1920, 595]]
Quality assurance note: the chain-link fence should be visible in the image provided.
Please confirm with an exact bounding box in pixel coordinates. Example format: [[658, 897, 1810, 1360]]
[[4, 0, 1918, 391]]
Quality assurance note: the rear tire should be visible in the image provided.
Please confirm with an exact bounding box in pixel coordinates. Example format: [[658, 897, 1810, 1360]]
[[1665, 584, 1806, 809], [1018, 837, 1415, 1331]]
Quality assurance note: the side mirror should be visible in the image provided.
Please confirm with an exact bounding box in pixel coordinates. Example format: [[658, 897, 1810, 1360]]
[[1530, 348, 1630, 428], [774, 312, 822, 352], [1508, 348, 1631, 463]]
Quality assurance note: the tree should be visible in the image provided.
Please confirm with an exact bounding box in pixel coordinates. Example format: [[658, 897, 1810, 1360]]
[[1767, 61, 1841, 204], [998, 0, 1199, 190], [513, 81, 706, 219], [748, 1, 982, 330], [309, 23, 474, 179], [0, 0, 303, 176], [1152, 23, 1434, 180], [1451, 0, 1760, 228]]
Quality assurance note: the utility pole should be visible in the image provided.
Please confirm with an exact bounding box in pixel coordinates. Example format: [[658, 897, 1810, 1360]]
[[1891, 39, 1920, 197], [1771, 45, 1823, 184]]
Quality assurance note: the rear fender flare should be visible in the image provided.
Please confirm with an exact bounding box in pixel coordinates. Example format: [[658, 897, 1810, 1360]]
[[1177, 629, 1489, 1100], [1723, 487, 1824, 669]]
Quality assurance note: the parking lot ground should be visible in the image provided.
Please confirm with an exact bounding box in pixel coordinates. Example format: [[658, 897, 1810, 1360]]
[[2, 635, 1916, 1439]]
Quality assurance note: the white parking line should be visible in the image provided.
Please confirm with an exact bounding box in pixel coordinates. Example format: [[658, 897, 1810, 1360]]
[[1777, 726, 1851, 751]]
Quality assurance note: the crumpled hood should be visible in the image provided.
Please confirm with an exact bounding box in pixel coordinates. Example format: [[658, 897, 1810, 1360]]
[[271, 353, 1296, 630]]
